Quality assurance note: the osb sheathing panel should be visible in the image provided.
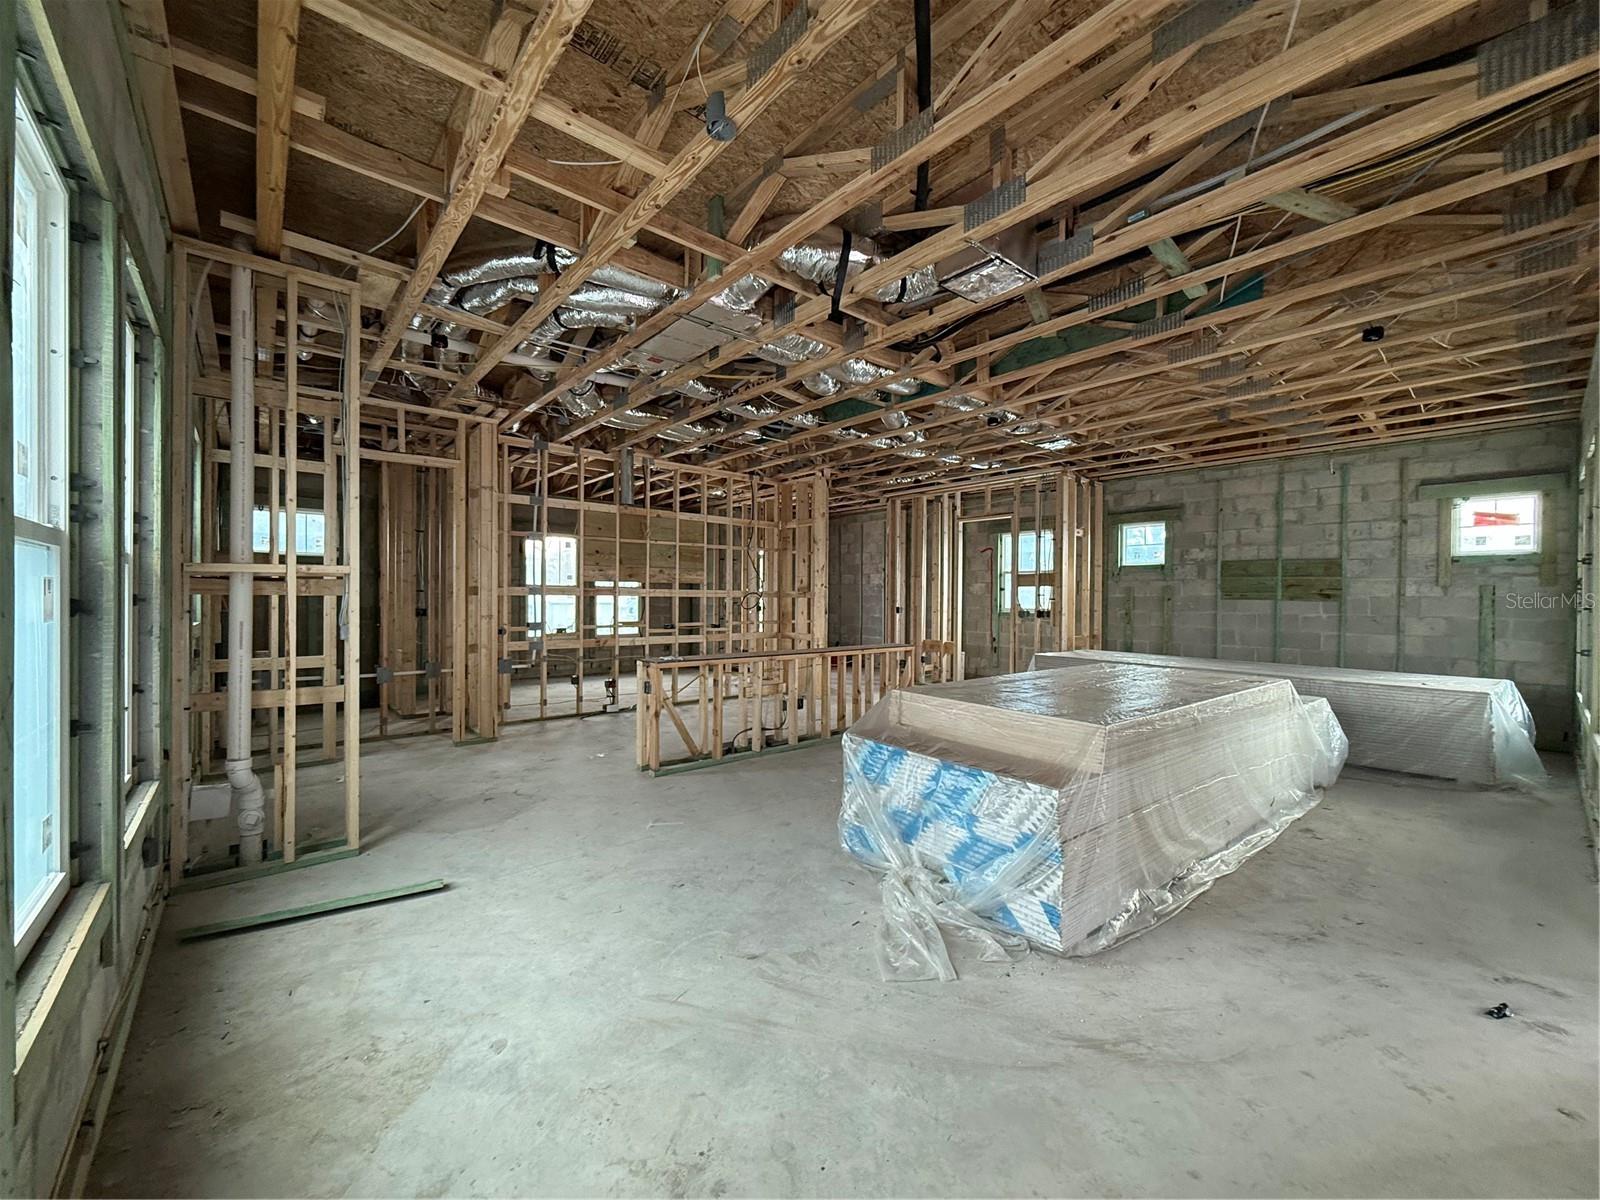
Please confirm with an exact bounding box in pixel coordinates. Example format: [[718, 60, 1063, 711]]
[[169, 0, 1112, 248], [169, 0, 484, 160], [181, 105, 253, 234], [165, 0, 1378, 263], [165, 0, 1543, 265], [176, 75, 428, 251]]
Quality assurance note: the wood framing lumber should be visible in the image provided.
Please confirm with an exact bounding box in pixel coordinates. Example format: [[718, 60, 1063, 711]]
[[176, 880, 448, 941], [933, 0, 1051, 113], [303, 0, 506, 91], [364, 0, 595, 376], [253, 0, 302, 255], [726, 171, 788, 244], [511, 0, 1184, 434], [180, 77, 689, 287], [303, 0, 668, 173], [609, 0, 768, 194], [838, 1, 1496, 328], [446, 0, 894, 405], [121, 0, 201, 233], [447, 7, 536, 185], [1146, 237, 1209, 299], [170, 37, 326, 119], [172, 845, 359, 894], [684, 49, 1592, 458], [1263, 187, 1360, 224], [724, 0, 1012, 205], [721, 216, 1594, 473]]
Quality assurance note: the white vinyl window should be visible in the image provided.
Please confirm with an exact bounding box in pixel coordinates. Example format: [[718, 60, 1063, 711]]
[[252, 506, 326, 557], [121, 317, 137, 786], [1452, 492, 1541, 557], [525, 535, 577, 635], [999, 529, 1055, 614], [595, 581, 641, 636], [1118, 520, 1167, 567], [12, 92, 71, 958]]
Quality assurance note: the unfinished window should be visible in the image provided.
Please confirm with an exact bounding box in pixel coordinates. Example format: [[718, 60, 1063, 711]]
[[1452, 492, 1540, 557], [1118, 520, 1167, 567], [999, 530, 1055, 614], [595, 581, 642, 636], [526, 535, 578, 635], [252, 507, 326, 558], [121, 316, 138, 786], [11, 90, 71, 959]]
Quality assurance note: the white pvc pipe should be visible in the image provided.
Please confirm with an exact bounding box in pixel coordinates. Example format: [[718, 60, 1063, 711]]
[[227, 254, 266, 865]]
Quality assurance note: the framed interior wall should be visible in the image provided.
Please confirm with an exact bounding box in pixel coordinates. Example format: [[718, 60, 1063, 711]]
[[169, 239, 362, 875]]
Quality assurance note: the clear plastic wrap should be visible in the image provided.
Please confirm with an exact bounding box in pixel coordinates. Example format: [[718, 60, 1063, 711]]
[[1030, 651, 1546, 790], [839, 664, 1345, 981]]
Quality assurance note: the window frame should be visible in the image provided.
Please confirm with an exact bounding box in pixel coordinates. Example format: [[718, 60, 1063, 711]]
[[594, 580, 642, 636], [525, 534, 579, 636], [1449, 490, 1542, 559], [11, 89, 72, 961], [997, 528, 1056, 616], [251, 505, 327, 558], [120, 256, 163, 810], [1116, 519, 1168, 569], [120, 312, 140, 789]]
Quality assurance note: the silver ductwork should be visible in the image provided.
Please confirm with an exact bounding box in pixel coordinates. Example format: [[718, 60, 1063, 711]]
[[552, 389, 711, 444], [762, 224, 941, 306], [404, 234, 950, 430], [880, 264, 939, 306], [726, 398, 784, 420], [936, 392, 987, 412], [442, 245, 573, 288], [756, 332, 829, 364], [673, 378, 723, 405], [801, 371, 839, 396], [707, 273, 771, 314]]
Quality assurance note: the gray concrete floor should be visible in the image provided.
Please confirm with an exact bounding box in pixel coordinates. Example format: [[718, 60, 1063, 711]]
[[89, 714, 1598, 1198]]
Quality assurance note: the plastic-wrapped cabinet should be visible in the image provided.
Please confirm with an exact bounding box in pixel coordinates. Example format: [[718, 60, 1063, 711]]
[[839, 664, 1347, 981], [1030, 650, 1546, 790]]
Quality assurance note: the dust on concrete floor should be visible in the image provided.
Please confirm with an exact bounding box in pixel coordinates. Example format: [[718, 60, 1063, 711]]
[[89, 715, 1599, 1198]]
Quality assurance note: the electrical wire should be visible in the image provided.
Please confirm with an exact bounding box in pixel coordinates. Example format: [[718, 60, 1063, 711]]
[[1192, 78, 1593, 345], [663, 19, 715, 118], [1220, 0, 1303, 301], [364, 198, 427, 255], [1226, 77, 1590, 224]]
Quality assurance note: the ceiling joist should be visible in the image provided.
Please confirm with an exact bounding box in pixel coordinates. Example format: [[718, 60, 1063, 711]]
[[160, 0, 1597, 485]]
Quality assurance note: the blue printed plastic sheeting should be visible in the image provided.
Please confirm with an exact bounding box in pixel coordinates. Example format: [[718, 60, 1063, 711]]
[[842, 734, 1066, 950]]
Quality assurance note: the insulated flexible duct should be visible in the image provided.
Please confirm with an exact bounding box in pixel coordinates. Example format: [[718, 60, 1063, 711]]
[[413, 237, 942, 423]]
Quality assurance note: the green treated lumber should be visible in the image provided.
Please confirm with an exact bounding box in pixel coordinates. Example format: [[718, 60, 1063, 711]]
[[1147, 237, 1208, 299], [177, 880, 446, 942], [173, 845, 360, 894], [645, 733, 841, 777]]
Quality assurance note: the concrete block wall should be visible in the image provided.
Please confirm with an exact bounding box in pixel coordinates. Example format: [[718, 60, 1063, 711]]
[[1103, 423, 1582, 748], [830, 501, 1066, 677], [827, 511, 887, 645], [960, 515, 1062, 677]]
